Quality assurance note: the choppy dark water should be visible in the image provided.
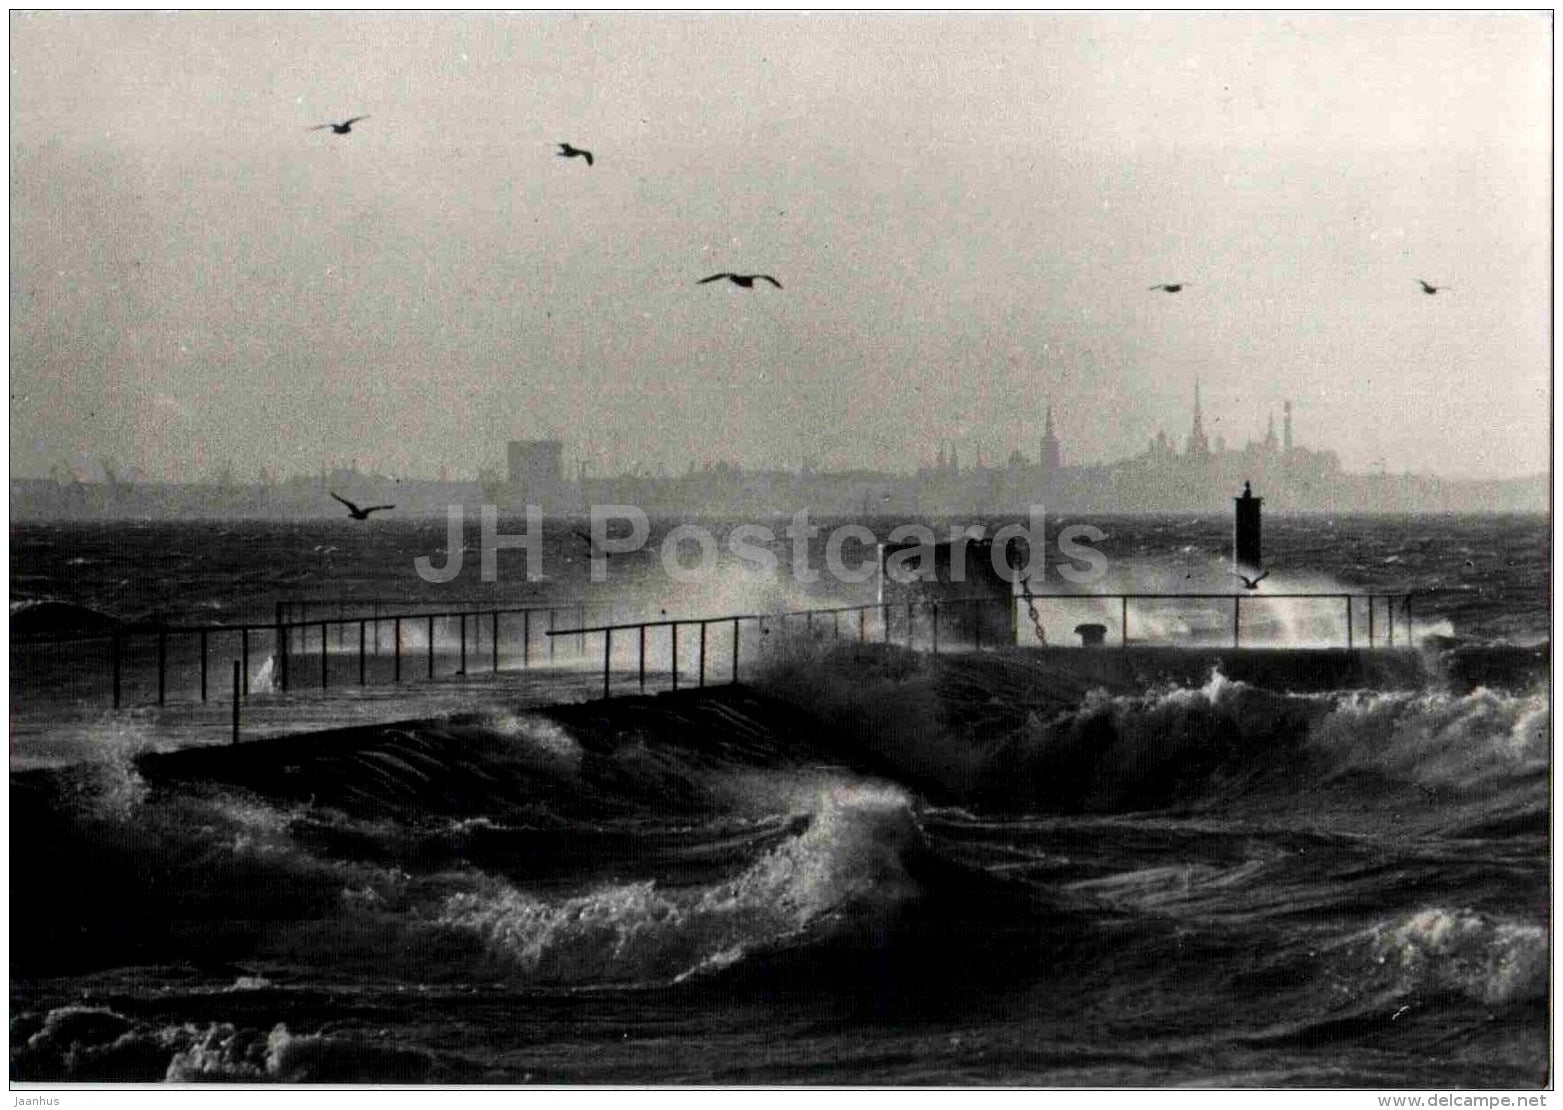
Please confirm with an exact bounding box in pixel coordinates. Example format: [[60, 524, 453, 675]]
[[9, 514, 1550, 1086]]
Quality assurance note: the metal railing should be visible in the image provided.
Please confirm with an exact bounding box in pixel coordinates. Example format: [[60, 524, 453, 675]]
[[546, 591, 1421, 700], [11, 589, 1421, 713], [11, 599, 601, 711]]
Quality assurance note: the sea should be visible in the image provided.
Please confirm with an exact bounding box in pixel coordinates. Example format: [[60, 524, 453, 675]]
[[8, 513, 1551, 1086]]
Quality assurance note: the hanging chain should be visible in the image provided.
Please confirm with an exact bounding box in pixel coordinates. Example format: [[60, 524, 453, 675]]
[[1019, 572, 1047, 645]]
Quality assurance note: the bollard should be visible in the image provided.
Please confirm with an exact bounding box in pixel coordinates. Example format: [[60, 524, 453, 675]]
[[1344, 595, 1353, 650], [603, 628, 612, 700], [671, 624, 680, 691], [639, 624, 647, 692], [1122, 597, 1129, 646], [859, 608, 866, 642], [460, 613, 467, 674], [1232, 596, 1241, 648], [699, 622, 707, 687], [549, 608, 556, 662], [242, 628, 250, 697], [931, 604, 939, 655], [232, 659, 241, 744]]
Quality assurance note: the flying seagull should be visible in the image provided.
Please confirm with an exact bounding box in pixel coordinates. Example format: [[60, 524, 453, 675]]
[[1149, 282, 1186, 293], [330, 492, 395, 520], [1231, 569, 1270, 590], [310, 116, 370, 135], [557, 142, 594, 166], [1416, 280, 1448, 295], [699, 273, 783, 289]]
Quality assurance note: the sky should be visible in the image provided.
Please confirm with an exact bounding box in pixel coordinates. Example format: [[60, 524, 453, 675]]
[[9, 11, 1552, 482]]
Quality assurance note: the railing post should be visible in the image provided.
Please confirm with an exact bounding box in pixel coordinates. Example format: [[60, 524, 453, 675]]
[[157, 630, 167, 707], [639, 624, 647, 692], [975, 604, 983, 652], [242, 628, 250, 697], [524, 610, 532, 668], [858, 608, 866, 642], [321, 622, 329, 688], [427, 615, 435, 679], [699, 622, 708, 687], [275, 602, 288, 692], [231, 659, 241, 744], [931, 604, 939, 655], [1387, 599, 1395, 646], [111, 629, 122, 709], [459, 613, 467, 674], [671, 624, 680, 691], [359, 620, 367, 685], [1345, 595, 1353, 650], [731, 617, 740, 683], [1367, 595, 1375, 647], [907, 601, 914, 647], [881, 604, 889, 644], [603, 628, 612, 700], [549, 608, 556, 662], [373, 601, 381, 655], [833, 611, 840, 639], [394, 617, 402, 682], [1122, 596, 1129, 646], [578, 603, 586, 654], [1404, 595, 1413, 645], [492, 611, 500, 673], [1232, 596, 1241, 648], [200, 629, 209, 702]]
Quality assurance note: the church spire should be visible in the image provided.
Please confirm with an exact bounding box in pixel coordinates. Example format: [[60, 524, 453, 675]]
[[1040, 401, 1062, 469], [1186, 378, 1210, 457]]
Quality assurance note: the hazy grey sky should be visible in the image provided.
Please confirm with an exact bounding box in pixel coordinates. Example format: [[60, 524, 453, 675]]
[[10, 11, 1551, 482]]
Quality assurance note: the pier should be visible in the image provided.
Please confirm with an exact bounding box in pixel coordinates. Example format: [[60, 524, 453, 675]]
[[11, 587, 1428, 758]]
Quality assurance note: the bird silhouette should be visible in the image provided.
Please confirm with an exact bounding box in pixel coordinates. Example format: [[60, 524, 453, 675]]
[[330, 492, 394, 520], [699, 273, 782, 289], [1231, 569, 1270, 590], [309, 116, 369, 135], [557, 142, 594, 166], [1149, 283, 1186, 293], [1417, 279, 1448, 295]]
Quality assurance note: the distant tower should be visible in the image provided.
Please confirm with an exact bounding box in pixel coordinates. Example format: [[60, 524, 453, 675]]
[[936, 442, 947, 471], [1040, 403, 1063, 470], [1263, 410, 1279, 451], [1233, 481, 1263, 576], [1186, 378, 1211, 457], [1283, 400, 1293, 452]]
